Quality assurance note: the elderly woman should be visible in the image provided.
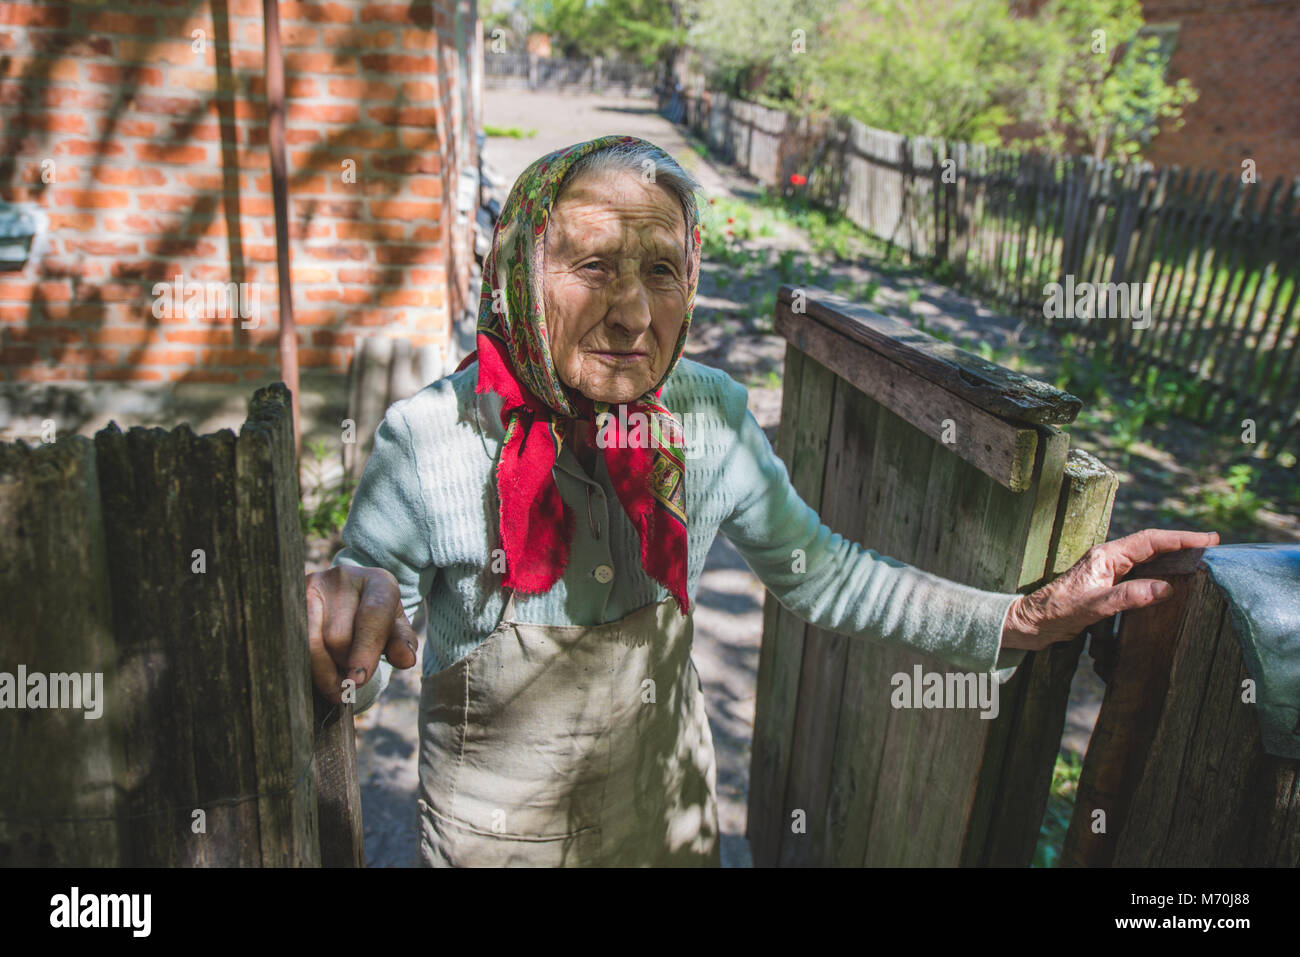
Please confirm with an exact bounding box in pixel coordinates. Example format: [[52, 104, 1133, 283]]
[[305, 135, 1216, 867]]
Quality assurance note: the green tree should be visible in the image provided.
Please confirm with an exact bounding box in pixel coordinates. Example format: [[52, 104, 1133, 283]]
[[685, 0, 839, 109], [814, 0, 1039, 144], [1023, 0, 1198, 162]]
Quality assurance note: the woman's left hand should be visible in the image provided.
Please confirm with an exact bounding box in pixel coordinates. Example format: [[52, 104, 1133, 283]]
[[1001, 528, 1221, 652]]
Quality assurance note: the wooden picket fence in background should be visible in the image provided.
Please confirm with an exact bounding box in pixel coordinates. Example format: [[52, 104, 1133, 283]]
[[0, 384, 363, 867], [674, 89, 1300, 456]]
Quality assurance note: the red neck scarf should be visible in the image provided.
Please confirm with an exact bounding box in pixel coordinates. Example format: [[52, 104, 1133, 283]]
[[454, 135, 703, 615]]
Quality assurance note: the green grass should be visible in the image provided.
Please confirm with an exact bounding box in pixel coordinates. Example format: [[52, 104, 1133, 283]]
[[1192, 463, 1264, 526], [1033, 751, 1083, 868], [483, 124, 537, 138]]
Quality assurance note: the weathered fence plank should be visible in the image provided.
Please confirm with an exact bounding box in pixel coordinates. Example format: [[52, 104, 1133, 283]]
[[0, 383, 362, 867], [0, 438, 121, 866]]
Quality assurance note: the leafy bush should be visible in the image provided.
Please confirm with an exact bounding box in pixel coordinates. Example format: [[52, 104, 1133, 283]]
[[1193, 463, 1263, 526], [299, 438, 356, 540]]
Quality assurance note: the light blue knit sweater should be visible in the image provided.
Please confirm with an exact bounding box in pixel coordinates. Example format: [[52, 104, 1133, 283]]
[[334, 357, 1026, 711]]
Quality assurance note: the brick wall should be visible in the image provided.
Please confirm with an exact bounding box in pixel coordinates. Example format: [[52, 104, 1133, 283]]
[[1140, 0, 1300, 175], [0, 0, 477, 388]]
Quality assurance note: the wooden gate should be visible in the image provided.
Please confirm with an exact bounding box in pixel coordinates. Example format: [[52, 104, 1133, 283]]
[[748, 285, 1117, 866]]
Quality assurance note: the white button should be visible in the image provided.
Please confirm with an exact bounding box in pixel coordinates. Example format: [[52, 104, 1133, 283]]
[[593, 564, 614, 584]]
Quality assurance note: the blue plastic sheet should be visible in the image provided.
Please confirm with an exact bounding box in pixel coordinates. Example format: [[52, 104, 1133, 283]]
[[1201, 544, 1300, 759]]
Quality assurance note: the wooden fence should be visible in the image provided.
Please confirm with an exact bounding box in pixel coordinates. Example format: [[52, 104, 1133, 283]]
[[0, 384, 363, 867], [749, 288, 1300, 866], [749, 285, 1116, 866], [674, 90, 1300, 456]]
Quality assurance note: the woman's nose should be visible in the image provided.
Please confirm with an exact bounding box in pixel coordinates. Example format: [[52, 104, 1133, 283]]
[[604, 275, 653, 334]]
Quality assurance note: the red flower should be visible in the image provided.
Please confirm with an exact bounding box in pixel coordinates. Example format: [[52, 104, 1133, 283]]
[[708, 197, 716, 205], [727, 216, 734, 224], [790, 173, 807, 186]]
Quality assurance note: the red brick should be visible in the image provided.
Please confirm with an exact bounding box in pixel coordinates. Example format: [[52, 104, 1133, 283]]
[[101, 118, 158, 138], [370, 200, 440, 220], [164, 330, 234, 346], [360, 5, 429, 24], [93, 167, 167, 187], [287, 102, 361, 124], [58, 347, 119, 364], [52, 189, 129, 209], [144, 239, 219, 257], [360, 53, 434, 74], [298, 347, 335, 367], [16, 366, 88, 382], [65, 239, 140, 256], [312, 329, 355, 347], [281, 1, 356, 24], [321, 27, 397, 49], [56, 138, 125, 157], [0, 6, 71, 28], [293, 309, 338, 325], [0, 345, 39, 364], [138, 194, 191, 212], [202, 348, 269, 366], [135, 143, 209, 164], [93, 367, 166, 382], [10, 111, 87, 134], [284, 51, 356, 75], [45, 211, 97, 230], [336, 221, 407, 240], [368, 106, 440, 127], [88, 328, 155, 346], [303, 244, 369, 261], [83, 11, 163, 34], [172, 369, 238, 384], [85, 64, 163, 86], [325, 78, 397, 100], [376, 245, 441, 265], [372, 153, 440, 175], [409, 176, 444, 198], [128, 348, 197, 366]]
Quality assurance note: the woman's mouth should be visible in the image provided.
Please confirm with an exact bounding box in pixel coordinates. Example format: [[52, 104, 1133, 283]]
[[592, 350, 647, 364]]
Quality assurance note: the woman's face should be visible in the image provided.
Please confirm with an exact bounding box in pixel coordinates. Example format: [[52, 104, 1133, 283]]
[[543, 167, 689, 405]]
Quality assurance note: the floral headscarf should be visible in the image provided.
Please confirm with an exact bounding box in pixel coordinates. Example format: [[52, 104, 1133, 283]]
[[454, 135, 703, 615]]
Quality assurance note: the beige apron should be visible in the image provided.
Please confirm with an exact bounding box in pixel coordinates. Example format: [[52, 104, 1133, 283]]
[[415, 590, 721, 867]]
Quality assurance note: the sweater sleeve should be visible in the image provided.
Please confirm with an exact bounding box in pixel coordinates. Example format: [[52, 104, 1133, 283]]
[[718, 390, 1026, 681], [330, 402, 438, 712]]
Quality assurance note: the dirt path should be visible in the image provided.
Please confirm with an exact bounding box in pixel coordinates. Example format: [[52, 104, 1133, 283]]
[[346, 89, 1298, 867]]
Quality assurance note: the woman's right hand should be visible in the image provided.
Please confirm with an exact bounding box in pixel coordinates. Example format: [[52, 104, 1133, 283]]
[[305, 565, 420, 704]]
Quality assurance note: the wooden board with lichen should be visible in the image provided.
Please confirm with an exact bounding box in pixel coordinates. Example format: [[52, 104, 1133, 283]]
[[779, 284, 1082, 426]]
